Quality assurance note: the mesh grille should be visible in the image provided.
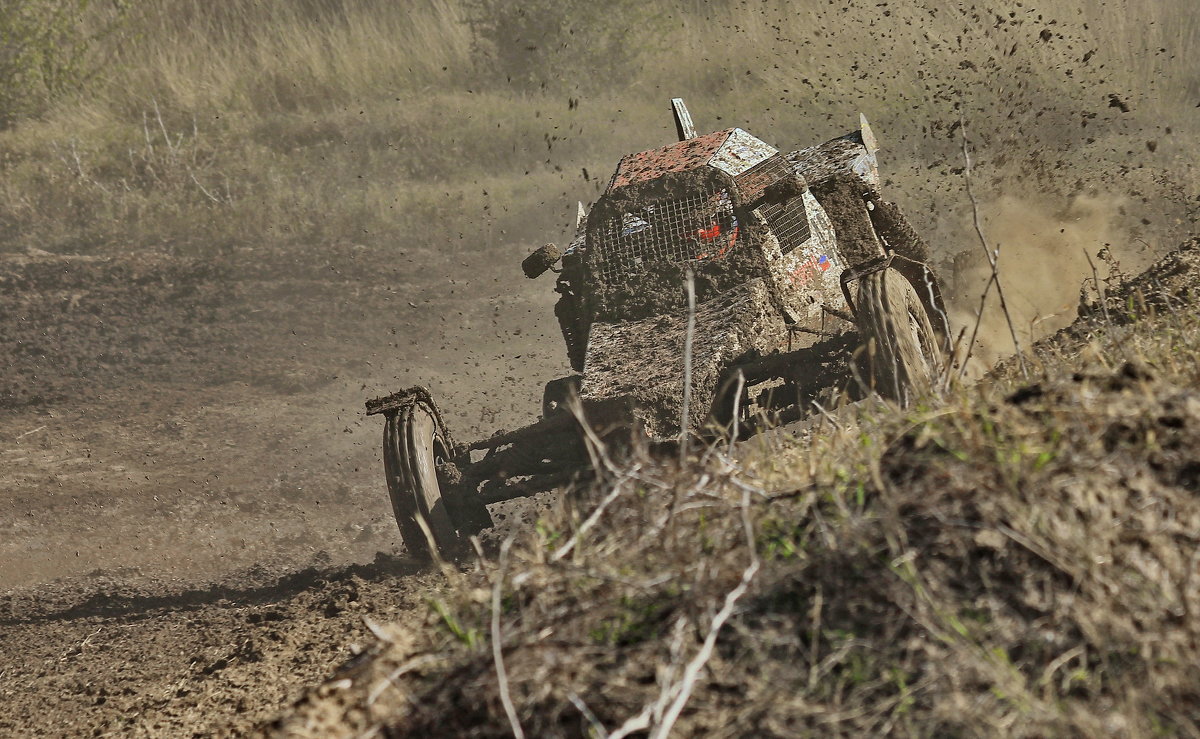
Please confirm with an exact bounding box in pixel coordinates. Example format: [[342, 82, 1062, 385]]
[[734, 154, 793, 201], [760, 200, 811, 255], [590, 188, 739, 282], [736, 155, 811, 255]]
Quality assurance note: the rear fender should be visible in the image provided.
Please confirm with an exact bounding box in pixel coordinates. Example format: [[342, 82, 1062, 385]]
[[366, 386, 463, 461]]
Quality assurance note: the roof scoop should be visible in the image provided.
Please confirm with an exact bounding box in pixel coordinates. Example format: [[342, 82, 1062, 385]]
[[671, 98, 696, 141], [859, 113, 878, 154]]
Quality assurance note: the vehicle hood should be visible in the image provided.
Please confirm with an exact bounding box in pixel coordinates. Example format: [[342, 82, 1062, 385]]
[[580, 278, 788, 439]]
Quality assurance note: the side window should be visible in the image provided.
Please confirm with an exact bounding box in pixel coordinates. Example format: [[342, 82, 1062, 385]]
[[760, 199, 811, 255], [733, 155, 811, 255]]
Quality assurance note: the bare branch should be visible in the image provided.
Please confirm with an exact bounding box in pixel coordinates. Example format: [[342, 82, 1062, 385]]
[[959, 117, 1028, 379], [680, 267, 697, 466], [650, 558, 760, 739], [611, 487, 761, 739]]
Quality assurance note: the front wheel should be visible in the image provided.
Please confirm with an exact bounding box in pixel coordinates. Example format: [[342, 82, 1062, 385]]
[[382, 401, 464, 562], [855, 269, 943, 405]]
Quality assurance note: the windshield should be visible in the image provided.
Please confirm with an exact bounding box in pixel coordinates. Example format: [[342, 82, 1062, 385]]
[[588, 188, 740, 283]]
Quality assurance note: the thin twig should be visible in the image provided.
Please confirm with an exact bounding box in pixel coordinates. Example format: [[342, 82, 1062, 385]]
[[958, 271, 999, 381], [568, 692, 609, 738], [361, 616, 393, 644], [807, 586, 824, 690], [142, 110, 154, 158], [610, 620, 687, 739], [189, 170, 223, 204], [367, 654, 440, 706], [944, 325, 968, 390], [152, 98, 175, 156], [1038, 645, 1085, 692], [492, 538, 524, 739], [69, 139, 85, 179], [680, 267, 697, 466], [566, 393, 621, 478], [67, 139, 111, 195], [411, 504, 445, 571], [728, 370, 745, 453], [70, 626, 103, 659], [810, 400, 842, 431], [550, 482, 626, 562], [959, 117, 1028, 378]]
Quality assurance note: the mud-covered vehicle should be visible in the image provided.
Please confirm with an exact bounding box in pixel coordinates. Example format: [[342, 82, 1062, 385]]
[[367, 99, 950, 560]]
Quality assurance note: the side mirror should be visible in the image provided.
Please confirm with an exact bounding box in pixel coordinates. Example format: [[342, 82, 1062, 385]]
[[522, 243, 563, 279]]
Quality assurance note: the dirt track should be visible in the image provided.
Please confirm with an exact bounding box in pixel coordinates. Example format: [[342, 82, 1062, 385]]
[[1, 555, 435, 736], [0, 245, 568, 735], [0, 245, 565, 587]]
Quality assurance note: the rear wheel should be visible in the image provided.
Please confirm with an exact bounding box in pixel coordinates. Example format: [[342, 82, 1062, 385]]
[[382, 402, 464, 562], [856, 269, 942, 405]]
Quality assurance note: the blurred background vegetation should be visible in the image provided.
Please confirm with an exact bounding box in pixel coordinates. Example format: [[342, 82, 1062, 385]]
[[0, 0, 121, 128], [0, 0, 1195, 271]]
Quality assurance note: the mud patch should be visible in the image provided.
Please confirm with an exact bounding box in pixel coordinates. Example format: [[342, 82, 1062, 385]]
[[0, 557, 434, 737], [809, 172, 885, 269]]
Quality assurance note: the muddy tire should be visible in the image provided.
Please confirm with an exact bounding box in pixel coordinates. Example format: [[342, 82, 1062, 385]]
[[867, 199, 931, 264], [855, 269, 942, 405], [382, 402, 463, 562]]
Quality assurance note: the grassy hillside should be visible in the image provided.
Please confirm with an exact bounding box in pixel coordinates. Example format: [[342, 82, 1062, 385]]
[[269, 241, 1200, 737], [1, 1, 1195, 254]]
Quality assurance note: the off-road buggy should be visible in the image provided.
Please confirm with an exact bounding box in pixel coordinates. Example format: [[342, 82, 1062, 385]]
[[367, 99, 950, 560]]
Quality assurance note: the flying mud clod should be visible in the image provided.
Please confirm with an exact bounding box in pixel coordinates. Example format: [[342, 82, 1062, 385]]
[[367, 100, 953, 562]]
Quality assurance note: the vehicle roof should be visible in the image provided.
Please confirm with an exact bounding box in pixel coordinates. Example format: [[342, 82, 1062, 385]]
[[607, 128, 778, 192]]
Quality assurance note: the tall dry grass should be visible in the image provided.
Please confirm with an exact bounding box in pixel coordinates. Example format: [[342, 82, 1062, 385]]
[[104, 0, 475, 114], [0, 0, 1195, 353]]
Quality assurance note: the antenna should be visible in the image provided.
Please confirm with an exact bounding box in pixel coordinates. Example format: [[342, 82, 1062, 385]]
[[671, 98, 696, 141]]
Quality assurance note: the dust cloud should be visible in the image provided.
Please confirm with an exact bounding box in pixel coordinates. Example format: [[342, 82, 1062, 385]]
[[945, 193, 1139, 373]]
